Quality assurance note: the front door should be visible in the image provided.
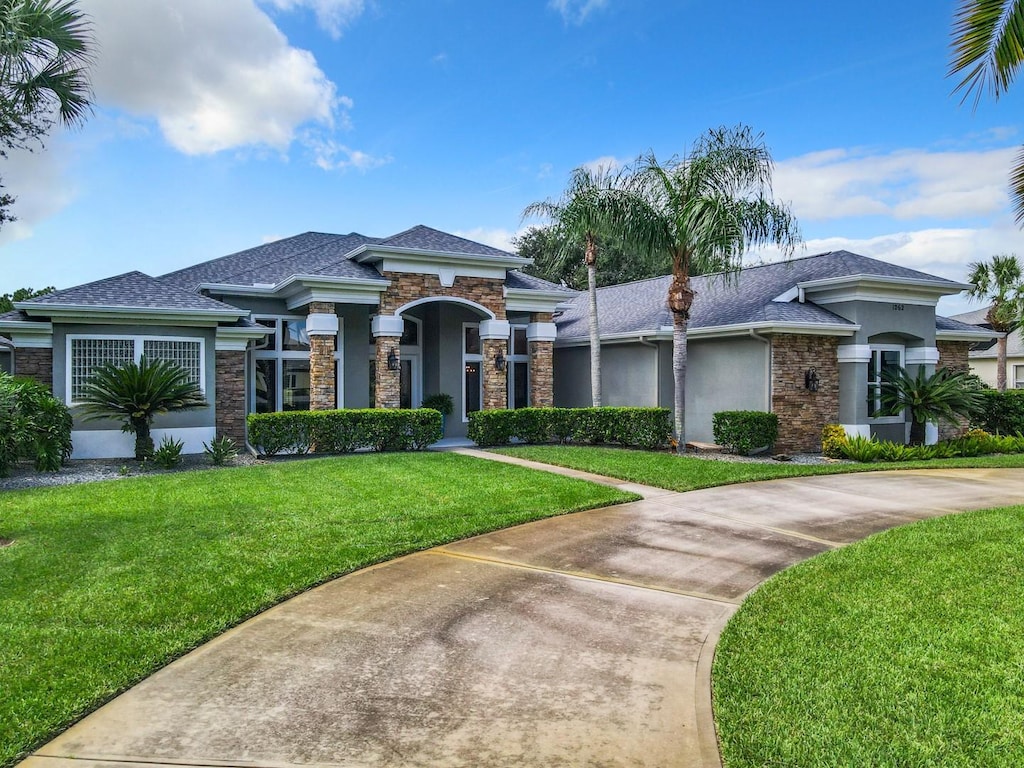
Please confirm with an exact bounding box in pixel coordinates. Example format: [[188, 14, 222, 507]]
[[400, 353, 421, 409]]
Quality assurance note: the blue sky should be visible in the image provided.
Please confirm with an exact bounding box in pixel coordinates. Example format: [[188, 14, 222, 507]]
[[2, 0, 1021, 315]]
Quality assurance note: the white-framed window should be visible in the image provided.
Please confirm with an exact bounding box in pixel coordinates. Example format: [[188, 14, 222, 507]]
[[252, 315, 343, 413], [1014, 365, 1024, 389], [67, 335, 205, 404], [463, 322, 482, 421], [867, 345, 904, 422], [508, 324, 529, 409]]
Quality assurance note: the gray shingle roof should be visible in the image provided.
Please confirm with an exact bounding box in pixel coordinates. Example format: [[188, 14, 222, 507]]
[[557, 251, 960, 340], [948, 306, 992, 326], [160, 232, 384, 290], [377, 225, 516, 258], [18, 271, 242, 313], [505, 270, 576, 293]]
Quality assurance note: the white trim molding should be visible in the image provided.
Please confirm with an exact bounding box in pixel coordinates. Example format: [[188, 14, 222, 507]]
[[371, 314, 405, 338], [394, 296, 496, 320], [306, 312, 340, 336], [479, 319, 512, 340], [905, 346, 940, 366], [842, 424, 870, 439], [215, 325, 271, 352], [526, 322, 558, 343], [837, 344, 872, 363]]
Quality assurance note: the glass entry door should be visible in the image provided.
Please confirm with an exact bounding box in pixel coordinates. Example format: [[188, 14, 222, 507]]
[[400, 354, 420, 409]]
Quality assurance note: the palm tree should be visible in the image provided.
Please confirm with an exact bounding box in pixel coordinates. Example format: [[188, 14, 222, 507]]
[[77, 357, 207, 460], [949, 0, 1024, 225], [524, 165, 631, 407], [880, 365, 983, 445], [627, 126, 801, 452], [966, 253, 1024, 391]]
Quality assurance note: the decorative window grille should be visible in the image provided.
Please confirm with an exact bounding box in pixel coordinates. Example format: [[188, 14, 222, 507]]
[[69, 338, 134, 401], [143, 339, 202, 386], [68, 336, 204, 402]]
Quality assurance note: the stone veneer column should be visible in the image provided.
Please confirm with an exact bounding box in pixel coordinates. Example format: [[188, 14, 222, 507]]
[[13, 347, 53, 390], [372, 314, 404, 408], [215, 350, 247, 445], [937, 340, 972, 441], [480, 319, 510, 410], [307, 301, 338, 410], [771, 334, 839, 453], [527, 314, 557, 407]]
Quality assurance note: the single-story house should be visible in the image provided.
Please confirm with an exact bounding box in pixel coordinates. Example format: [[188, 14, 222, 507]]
[[948, 306, 1022, 389], [0, 227, 994, 457]]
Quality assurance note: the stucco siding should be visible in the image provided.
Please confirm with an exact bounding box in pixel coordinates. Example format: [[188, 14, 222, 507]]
[[685, 337, 769, 443]]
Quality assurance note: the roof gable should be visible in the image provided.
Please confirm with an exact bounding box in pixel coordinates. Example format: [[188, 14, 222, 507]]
[[18, 271, 242, 314]]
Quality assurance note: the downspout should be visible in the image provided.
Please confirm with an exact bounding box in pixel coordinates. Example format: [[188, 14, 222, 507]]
[[749, 329, 772, 412]]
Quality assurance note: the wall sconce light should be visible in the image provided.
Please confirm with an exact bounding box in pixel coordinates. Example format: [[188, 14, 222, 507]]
[[494, 350, 506, 371], [805, 367, 820, 392], [387, 347, 399, 371]]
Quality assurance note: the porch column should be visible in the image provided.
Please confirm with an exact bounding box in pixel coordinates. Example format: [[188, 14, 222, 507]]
[[480, 319, 510, 410], [906, 346, 940, 445], [527, 319, 557, 407], [307, 302, 338, 410], [372, 314, 404, 408], [837, 344, 871, 439]]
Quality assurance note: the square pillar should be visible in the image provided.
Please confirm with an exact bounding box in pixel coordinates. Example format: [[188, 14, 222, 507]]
[[527, 320, 557, 408], [215, 350, 246, 445], [307, 302, 338, 410], [482, 338, 508, 410], [372, 314, 404, 409]]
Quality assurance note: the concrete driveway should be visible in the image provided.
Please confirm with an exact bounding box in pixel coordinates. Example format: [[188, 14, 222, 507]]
[[20, 458, 1024, 768]]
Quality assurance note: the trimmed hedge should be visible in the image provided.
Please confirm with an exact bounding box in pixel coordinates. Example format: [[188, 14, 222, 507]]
[[0, 372, 73, 476], [712, 411, 779, 455], [467, 407, 671, 449], [247, 409, 442, 456], [974, 390, 1024, 435]]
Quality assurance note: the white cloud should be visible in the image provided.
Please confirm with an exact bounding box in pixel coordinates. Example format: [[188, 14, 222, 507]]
[[580, 155, 628, 175], [549, 0, 608, 25], [774, 145, 1017, 221], [0, 145, 75, 247], [261, 0, 365, 38], [307, 138, 391, 171], [82, 0, 348, 155], [453, 227, 523, 253]]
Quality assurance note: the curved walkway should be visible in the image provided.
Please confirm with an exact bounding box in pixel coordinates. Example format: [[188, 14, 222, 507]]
[[20, 456, 1024, 768]]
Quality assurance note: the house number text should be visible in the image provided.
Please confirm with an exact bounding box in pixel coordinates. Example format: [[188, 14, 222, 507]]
[[892, 303, 905, 311]]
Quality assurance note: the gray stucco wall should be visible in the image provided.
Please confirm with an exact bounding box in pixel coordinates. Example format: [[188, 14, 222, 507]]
[[338, 305, 371, 409], [52, 322, 217, 432], [685, 337, 769, 443]]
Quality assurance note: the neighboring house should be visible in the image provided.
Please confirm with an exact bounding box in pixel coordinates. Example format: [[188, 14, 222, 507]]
[[948, 306, 1023, 388], [0, 226, 573, 458], [0, 232, 995, 458], [0, 336, 12, 374], [553, 251, 994, 451]]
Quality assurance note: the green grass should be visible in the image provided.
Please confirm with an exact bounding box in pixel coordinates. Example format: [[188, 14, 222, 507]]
[[0, 452, 635, 767], [712, 506, 1024, 767], [494, 445, 1024, 491]]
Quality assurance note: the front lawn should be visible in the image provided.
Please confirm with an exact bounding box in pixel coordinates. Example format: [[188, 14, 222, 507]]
[[0, 452, 635, 767], [494, 445, 1024, 491], [712, 506, 1024, 767]]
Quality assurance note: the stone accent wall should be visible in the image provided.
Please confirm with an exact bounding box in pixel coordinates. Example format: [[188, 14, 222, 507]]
[[771, 334, 840, 453], [937, 340, 972, 440], [15, 348, 53, 390], [308, 301, 337, 411], [529, 340, 554, 407], [482, 338, 508, 410], [531, 311, 554, 323], [375, 337, 400, 408], [215, 350, 247, 445], [379, 273, 507, 319]]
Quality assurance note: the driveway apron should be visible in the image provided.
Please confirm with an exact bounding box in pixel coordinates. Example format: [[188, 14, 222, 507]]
[[20, 458, 1024, 768]]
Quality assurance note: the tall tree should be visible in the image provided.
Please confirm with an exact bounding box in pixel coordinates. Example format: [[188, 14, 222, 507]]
[[0, 285, 54, 312], [627, 126, 801, 452], [523, 166, 634, 407], [966, 253, 1024, 391], [514, 225, 671, 290], [0, 0, 93, 227], [949, 0, 1024, 225]]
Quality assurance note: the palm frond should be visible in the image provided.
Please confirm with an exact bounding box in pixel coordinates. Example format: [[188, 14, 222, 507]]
[[949, 0, 1024, 106]]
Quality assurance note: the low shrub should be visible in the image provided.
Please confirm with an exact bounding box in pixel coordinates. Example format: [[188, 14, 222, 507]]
[[821, 424, 848, 459], [204, 435, 239, 465], [467, 407, 671, 449], [974, 389, 1024, 434], [152, 436, 184, 469], [0, 372, 73, 475], [712, 411, 779, 456], [840, 435, 884, 462], [247, 409, 442, 456]]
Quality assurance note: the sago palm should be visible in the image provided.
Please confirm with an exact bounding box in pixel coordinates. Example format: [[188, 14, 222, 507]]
[[626, 125, 801, 452], [77, 356, 207, 460], [880, 365, 984, 445], [949, 0, 1024, 225], [966, 253, 1024, 391]]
